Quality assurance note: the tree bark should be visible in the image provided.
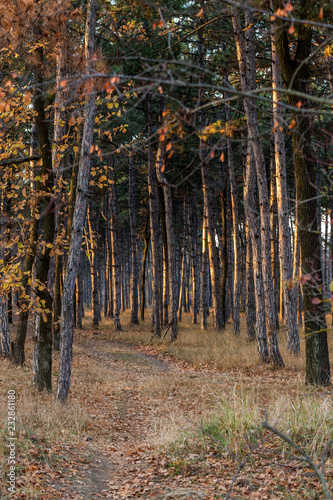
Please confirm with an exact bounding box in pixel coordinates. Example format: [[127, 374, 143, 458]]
[[140, 216, 150, 321], [272, 0, 330, 384], [225, 92, 241, 335], [156, 146, 178, 341], [56, 0, 97, 402], [271, 24, 300, 354], [233, 7, 283, 366], [109, 158, 122, 331], [12, 125, 39, 364], [146, 95, 161, 337], [244, 145, 269, 362], [129, 153, 139, 324], [200, 206, 209, 330], [33, 41, 56, 391]]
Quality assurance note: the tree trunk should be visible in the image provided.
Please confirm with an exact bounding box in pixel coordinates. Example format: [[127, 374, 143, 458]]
[[33, 40, 56, 391], [200, 206, 209, 330], [189, 199, 199, 324], [272, 0, 330, 384], [220, 172, 228, 329], [225, 93, 241, 335], [109, 158, 122, 331], [245, 218, 256, 341], [158, 185, 169, 326], [269, 141, 280, 330], [146, 95, 161, 337], [155, 147, 178, 341], [233, 7, 283, 366], [76, 251, 84, 330], [56, 0, 97, 402], [140, 216, 150, 321], [12, 125, 39, 364], [129, 153, 139, 324], [271, 24, 300, 353], [244, 146, 269, 362], [87, 204, 100, 326]]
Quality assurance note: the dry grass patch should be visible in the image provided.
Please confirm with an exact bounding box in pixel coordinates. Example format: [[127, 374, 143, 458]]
[[84, 308, 331, 373]]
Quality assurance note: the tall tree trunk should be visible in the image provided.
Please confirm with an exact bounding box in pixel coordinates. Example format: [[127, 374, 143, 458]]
[[141, 216, 150, 321], [0, 188, 10, 357], [158, 185, 169, 326], [51, 19, 68, 350], [33, 39, 56, 391], [244, 146, 269, 362], [220, 177, 228, 328], [225, 92, 241, 335], [271, 24, 300, 354], [145, 95, 161, 337], [12, 125, 39, 364], [76, 250, 84, 329], [87, 204, 100, 326], [273, 0, 330, 384], [56, 0, 97, 402], [129, 153, 139, 324], [156, 147, 178, 341], [109, 158, 122, 331], [233, 7, 283, 366], [245, 218, 256, 341], [200, 206, 209, 330], [270, 142, 280, 330], [189, 199, 199, 324]]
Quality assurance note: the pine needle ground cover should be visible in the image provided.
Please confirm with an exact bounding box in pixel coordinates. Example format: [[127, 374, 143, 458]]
[[1, 310, 333, 499]]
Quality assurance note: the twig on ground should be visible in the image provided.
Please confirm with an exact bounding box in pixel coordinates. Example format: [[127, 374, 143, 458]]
[[262, 415, 332, 500], [321, 440, 333, 476]]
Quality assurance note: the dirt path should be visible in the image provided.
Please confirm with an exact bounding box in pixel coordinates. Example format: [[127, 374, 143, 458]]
[[57, 334, 213, 499], [43, 333, 328, 500]]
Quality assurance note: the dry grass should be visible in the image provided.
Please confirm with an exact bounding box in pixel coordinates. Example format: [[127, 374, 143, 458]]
[[80, 308, 333, 459], [1, 305, 333, 498], [83, 307, 333, 372], [162, 382, 333, 462]]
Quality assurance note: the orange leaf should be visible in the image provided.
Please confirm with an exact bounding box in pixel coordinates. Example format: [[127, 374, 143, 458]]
[[90, 145, 94, 154], [319, 6, 324, 19], [166, 143, 172, 151], [285, 2, 293, 12], [195, 7, 204, 18], [220, 152, 225, 162], [288, 23, 295, 34], [289, 118, 296, 129]]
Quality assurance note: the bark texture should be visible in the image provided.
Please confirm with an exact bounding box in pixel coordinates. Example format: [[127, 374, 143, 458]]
[[57, 0, 97, 402], [273, 0, 330, 385], [233, 7, 283, 366]]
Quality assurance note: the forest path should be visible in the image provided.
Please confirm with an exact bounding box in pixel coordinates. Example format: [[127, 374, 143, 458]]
[[60, 331, 217, 499]]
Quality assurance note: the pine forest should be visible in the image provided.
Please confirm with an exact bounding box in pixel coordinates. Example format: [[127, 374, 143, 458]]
[[1, 0, 333, 498]]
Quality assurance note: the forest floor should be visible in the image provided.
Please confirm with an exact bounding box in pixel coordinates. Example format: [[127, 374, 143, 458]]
[[1, 311, 333, 499]]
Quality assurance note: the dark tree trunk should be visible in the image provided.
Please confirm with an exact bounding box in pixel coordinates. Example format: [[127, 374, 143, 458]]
[[12, 125, 39, 364], [273, 0, 330, 384], [141, 216, 150, 321], [56, 0, 97, 402], [129, 153, 139, 324], [33, 42, 56, 392]]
